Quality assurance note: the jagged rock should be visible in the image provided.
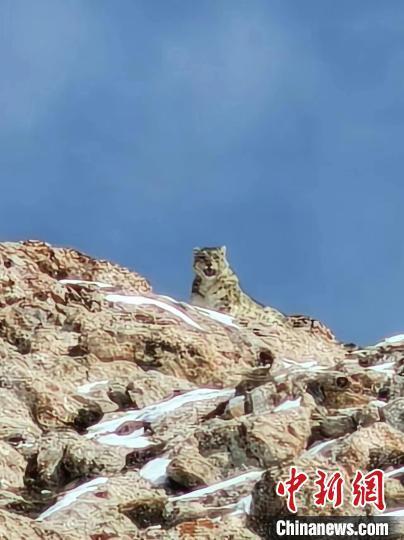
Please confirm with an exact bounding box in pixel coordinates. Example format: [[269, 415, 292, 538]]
[[144, 516, 260, 539], [43, 509, 141, 539], [385, 477, 404, 507], [37, 472, 165, 536], [27, 430, 129, 490], [1, 240, 150, 293], [0, 389, 41, 459], [382, 398, 404, 432], [0, 510, 64, 540], [167, 446, 220, 488], [195, 405, 312, 472], [0, 441, 26, 491], [331, 422, 404, 473], [248, 456, 364, 537], [0, 240, 403, 537], [125, 371, 195, 408]]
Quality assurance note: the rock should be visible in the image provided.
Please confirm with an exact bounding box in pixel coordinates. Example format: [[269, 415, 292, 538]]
[[332, 422, 404, 473], [2, 240, 150, 293], [0, 510, 62, 540], [0, 239, 403, 537], [195, 405, 312, 473], [382, 398, 404, 432], [144, 516, 260, 539], [171, 516, 260, 539], [248, 456, 364, 537], [0, 441, 26, 490], [27, 430, 129, 491], [126, 371, 195, 409], [37, 472, 165, 536], [167, 446, 220, 488], [0, 388, 41, 459], [385, 477, 404, 507]]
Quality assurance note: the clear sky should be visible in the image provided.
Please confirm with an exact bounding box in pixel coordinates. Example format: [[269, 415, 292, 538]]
[[1, 0, 404, 345]]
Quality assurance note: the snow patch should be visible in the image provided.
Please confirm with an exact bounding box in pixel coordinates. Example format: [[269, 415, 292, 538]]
[[76, 380, 109, 395], [369, 400, 388, 408], [385, 466, 404, 479], [37, 477, 108, 521], [375, 334, 404, 347], [382, 508, 404, 516], [87, 388, 234, 445], [59, 279, 113, 289], [273, 397, 301, 412], [306, 439, 339, 457], [231, 494, 253, 515], [140, 457, 170, 486], [105, 294, 203, 330], [366, 362, 396, 373], [280, 358, 327, 372], [169, 470, 263, 502], [191, 306, 238, 328], [95, 431, 152, 449]]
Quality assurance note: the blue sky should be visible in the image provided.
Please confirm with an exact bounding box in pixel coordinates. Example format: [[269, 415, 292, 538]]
[[1, 0, 404, 345]]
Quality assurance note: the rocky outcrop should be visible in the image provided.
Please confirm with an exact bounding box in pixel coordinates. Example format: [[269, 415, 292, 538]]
[[0, 240, 403, 538]]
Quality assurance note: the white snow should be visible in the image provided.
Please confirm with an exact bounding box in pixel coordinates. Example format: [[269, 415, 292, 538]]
[[273, 397, 301, 413], [280, 358, 327, 371], [76, 380, 109, 395], [231, 494, 253, 515], [87, 388, 234, 443], [227, 395, 245, 410], [191, 306, 238, 328], [306, 439, 339, 457], [105, 294, 203, 330], [366, 362, 396, 373], [61, 283, 239, 332], [37, 477, 108, 521], [169, 470, 263, 502], [375, 334, 404, 347], [382, 508, 404, 516], [385, 466, 404, 479], [157, 295, 183, 305], [95, 431, 152, 449], [86, 416, 144, 439], [369, 400, 388, 408], [156, 298, 238, 329], [59, 279, 114, 289], [140, 457, 170, 486]]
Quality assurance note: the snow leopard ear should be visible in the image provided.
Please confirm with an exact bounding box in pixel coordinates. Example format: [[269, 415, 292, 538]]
[[193, 247, 201, 255], [220, 246, 227, 256]]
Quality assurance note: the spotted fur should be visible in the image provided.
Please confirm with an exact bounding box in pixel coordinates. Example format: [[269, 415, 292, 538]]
[[190, 246, 285, 324]]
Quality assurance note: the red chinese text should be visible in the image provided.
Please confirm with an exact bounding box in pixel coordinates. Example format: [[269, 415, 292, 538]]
[[313, 469, 344, 508], [352, 469, 386, 512], [276, 466, 308, 513]]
